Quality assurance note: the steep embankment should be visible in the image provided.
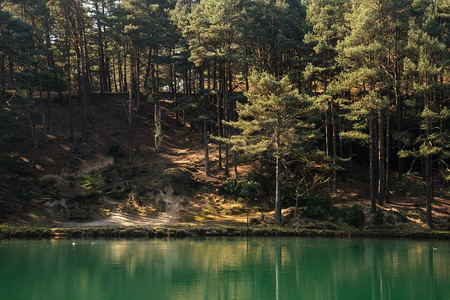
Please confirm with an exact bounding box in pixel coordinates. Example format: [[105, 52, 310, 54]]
[[1, 92, 449, 232]]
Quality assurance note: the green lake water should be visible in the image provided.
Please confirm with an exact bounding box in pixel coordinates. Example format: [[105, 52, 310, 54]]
[[0, 237, 449, 299]]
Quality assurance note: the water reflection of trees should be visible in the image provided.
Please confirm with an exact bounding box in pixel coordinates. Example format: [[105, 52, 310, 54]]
[[0, 239, 448, 299]]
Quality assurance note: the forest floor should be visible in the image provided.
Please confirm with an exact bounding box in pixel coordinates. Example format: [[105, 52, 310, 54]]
[[1, 92, 449, 232]]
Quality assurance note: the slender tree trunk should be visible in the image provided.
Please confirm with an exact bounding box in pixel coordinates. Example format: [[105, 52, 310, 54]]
[[324, 107, 330, 190], [123, 47, 128, 92], [118, 53, 124, 94], [0, 54, 5, 104], [424, 95, 433, 228], [45, 23, 53, 134], [8, 57, 14, 89], [378, 108, 385, 205], [386, 98, 391, 203], [27, 85, 38, 149], [112, 56, 118, 92], [154, 49, 162, 153], [204, 118, 209, 176], [95, 2, 104, 98], [39, 83, 46, 134], [82, 25, 92, 92], [331, 99, 337, 193], [135, 50, 140, 112], [223, 63, 229, 174], [46, 86, 53, 134], [234, 152, 239, 180], [77, 1, 88, 142], [370, 109, 377, 213], [274, 116, 282, 226], [128, 87, 133, 165]]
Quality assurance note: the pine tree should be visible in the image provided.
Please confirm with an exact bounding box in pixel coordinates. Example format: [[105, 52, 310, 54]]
[[222, 71, 310, 225]]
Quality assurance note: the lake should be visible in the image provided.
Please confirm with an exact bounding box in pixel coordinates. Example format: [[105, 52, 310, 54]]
[[0, 237, 449, 299]]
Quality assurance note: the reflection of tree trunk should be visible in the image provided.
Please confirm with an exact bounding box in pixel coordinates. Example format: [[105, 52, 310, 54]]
[[371, 248, 379, 300], [275, 241, 282, 300], [428, 247, 436, 299]]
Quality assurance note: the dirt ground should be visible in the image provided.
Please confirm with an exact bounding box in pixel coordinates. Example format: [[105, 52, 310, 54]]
[[4, 92, 449, 230]]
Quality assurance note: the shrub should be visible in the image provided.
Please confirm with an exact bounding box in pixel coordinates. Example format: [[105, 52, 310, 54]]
[[373, 209, 385, 225], [396, 211, 408, 223], [223, 177, 261, 201], [392, 177, 424, 196], [302, 196, 334, 220], [81, 172, 105, 191], [107, 139, 124, 162], [343, 205, 365, 228]]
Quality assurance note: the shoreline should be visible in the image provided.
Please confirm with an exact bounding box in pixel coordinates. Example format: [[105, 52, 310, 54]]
[[0, 225, 449, 240]]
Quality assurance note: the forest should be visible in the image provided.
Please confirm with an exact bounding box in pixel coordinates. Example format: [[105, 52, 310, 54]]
[[0, 0, 448, 230]]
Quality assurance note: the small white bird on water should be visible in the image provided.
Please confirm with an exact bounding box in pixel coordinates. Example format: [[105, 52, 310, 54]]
[[72, 242, 76, 246], [433, 246, 438, 251], [91, 242, 95, 245]]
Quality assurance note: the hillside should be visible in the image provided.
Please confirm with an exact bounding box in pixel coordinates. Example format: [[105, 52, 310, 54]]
[[0, 93, 449, 231]]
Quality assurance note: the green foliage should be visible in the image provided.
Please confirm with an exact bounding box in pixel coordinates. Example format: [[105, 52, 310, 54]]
[[392, 176, 425, 196], [373, 209, 385, 226], [107, 140, 124, 162], [223, 177, 261, 201], [302, 195, 335, 220], [342, 205, 365, 229], [81, 172, 105, 191]]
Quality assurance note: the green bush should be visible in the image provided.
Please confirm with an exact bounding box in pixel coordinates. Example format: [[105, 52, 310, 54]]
[[223, 177, 261, 201], [373, 209, 385, 225], [302, 196, 334, 220], [107, 139, 124, 162], [392, 177, 424, 196], [343, 205, 365, 228], [396, 211, 408, 223], [81, 172, 105, 191]]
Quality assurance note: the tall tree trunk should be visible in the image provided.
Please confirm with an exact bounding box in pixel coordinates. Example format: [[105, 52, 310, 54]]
[[386, 98, 391, 203], [324, 107, 330, 190], [274, 116, 282, 226], [39, 83, 46, 134], [27, 85, 38, 149], [331, 99, 337, 193], [424, 95, 433, 228], [369, 109, 377, 214], [118, 52, 124, 94], [223, 63, 229, 174], [128, 84, 133, 165], [112, 56, 118, 92], [77, 1, 88, 142], [378, 108, 385, 205], [135, 49, 140, 112], [0, 54, 5, 104], [203, 118, 209, 176], [95, 2, 104, 98], [8, 58, 14, 89], [123, 47, 128, 92], [154, 50, 162, 153], [65, 0, 74, 143]]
